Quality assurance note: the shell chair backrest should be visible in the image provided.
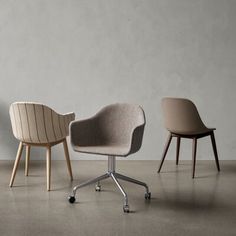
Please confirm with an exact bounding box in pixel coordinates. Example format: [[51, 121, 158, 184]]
[[9, 102, 74, 144], [162, 98, 207, 134]]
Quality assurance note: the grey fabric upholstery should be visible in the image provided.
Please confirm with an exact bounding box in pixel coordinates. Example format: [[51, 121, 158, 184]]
[[70, 103, 146, 156], [68, 103, 150, 211]]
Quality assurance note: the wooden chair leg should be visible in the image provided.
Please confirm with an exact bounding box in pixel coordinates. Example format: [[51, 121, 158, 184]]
[[63, 139, 73, 181], [210, 132, 220, 171], [158, 133, 172, 173], [176, 137, 181, 165], [25, 145, 31, 176], [192, 138, 197, 178], [9, 142, 24, 187], [46, 146, 51, 191]]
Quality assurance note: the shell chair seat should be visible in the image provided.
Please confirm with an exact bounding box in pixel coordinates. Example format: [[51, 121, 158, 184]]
[[68, 103, 151, 213], [170, 127, 216, 137], [9, 102, 75, 190]]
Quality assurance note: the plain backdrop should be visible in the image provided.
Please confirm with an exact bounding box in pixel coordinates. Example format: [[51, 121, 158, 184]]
[[0, 0, 236, 160]]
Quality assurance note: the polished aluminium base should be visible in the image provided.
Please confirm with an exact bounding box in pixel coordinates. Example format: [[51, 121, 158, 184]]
[[68, 156, 151, 212]]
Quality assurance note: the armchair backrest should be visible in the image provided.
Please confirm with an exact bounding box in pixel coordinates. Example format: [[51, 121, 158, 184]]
[[9, 102, 75, 144]]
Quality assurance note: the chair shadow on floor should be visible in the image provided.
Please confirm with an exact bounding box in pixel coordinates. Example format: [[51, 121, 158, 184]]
[[147, 172, 222, 212]]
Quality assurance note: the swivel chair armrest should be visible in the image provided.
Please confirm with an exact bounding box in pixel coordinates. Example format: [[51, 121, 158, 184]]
[[70, 118, 98, 147], [128, 124, 145, 156]]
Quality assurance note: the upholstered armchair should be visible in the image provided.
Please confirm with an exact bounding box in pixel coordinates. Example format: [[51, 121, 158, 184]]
[[68, 103, 151, 213]]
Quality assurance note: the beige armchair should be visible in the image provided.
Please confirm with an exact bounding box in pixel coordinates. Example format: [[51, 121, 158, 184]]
[[68, 103, 151, 213], [158, 97, 220, 178], [9, 102, 75, 190]]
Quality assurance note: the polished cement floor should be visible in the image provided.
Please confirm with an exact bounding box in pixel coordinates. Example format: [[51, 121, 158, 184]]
[[0, 160, 235, 236]]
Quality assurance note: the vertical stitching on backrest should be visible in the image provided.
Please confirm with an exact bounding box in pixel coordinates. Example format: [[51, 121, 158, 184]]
[[51, 109, 57, 141], [25, 104, 33, 143], [17, 104, 25, 142], [33, 104, 41, 143], [58, 115, 63, 138], [42, 105, 49, 143]]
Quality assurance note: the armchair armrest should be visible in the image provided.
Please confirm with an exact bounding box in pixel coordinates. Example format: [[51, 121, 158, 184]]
[[63, 112, 75, 124], [52, 112, 75, 139], [128, 124, 145, 156]]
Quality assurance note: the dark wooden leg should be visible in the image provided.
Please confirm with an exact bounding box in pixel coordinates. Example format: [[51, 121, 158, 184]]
[[210, 132, 220, 171], [192, 138, 197, 178], [158, 133, 172, 173], [176, 137, 181, 165], [46, 146, 51, 191]]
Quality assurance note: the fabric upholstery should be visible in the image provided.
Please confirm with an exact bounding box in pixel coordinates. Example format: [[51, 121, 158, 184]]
[[162, 97, 214, 135], [70, 103, 145, 157], [9, 102, 75, 144]]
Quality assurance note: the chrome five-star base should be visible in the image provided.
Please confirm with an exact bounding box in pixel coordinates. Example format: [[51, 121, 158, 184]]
[[68, 156, 151, 213]]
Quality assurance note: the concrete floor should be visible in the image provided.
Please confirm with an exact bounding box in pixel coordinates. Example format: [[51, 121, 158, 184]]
[[0, 160, 235, 236]]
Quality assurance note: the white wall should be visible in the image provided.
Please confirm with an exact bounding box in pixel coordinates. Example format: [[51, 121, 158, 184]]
[[0, 0, 236, 160]]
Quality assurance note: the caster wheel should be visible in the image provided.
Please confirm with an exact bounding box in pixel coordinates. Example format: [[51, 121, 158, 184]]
[[145, 192, 151, 200], [68, 196, 76, 204], [123, 205, 130, 213], [95, 185, 101, 192]]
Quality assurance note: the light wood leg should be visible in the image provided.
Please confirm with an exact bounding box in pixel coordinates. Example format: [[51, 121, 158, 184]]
[[63, 139, 73, 181], [9, 142, 24, 187], [25, 145, 31, 176], [46, 146, 51, 191]]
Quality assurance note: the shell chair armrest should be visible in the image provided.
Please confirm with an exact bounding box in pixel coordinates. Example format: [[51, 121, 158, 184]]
[[55, 112, 75, 139], [70, 118, 98, 148], [63, 112, 75, 123]]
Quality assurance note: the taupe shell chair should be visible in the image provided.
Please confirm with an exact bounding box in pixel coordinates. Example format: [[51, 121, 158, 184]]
[[68, 103, 151, 213], [158, 98, 220, 178], [9, 102, 75, 191]]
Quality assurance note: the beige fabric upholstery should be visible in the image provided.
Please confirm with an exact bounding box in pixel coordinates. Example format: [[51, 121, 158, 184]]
[[70, 103, 146, 157], [9, 102, 75, 144], [162, 97, 214, 135]]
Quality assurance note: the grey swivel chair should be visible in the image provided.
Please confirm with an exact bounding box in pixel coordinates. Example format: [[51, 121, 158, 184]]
[[158, 97, 220, 178], [68, 103, 151, 213]]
